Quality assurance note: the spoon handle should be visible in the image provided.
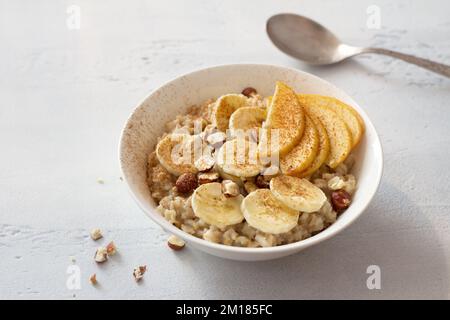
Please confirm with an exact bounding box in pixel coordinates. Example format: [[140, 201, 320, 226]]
[[363, 47, 450, 78]]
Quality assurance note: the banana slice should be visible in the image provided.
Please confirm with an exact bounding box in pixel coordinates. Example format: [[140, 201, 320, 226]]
[[156, 134, 200, 176], [241, 189, 299, 234], [297, 113, 330, 177], [229, 106, 266, 138], [270, 175, 326, 213], [217, 139, 262, 178], [214, 162, 244, 187], [191, 182, 244, 229], [212, 94, 249, 132]]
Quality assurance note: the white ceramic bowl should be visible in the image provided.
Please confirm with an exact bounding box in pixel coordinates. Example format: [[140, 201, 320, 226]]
[[119, 64, 383, 261]]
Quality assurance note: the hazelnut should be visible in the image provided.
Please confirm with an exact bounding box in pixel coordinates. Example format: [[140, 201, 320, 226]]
[[198, 172, 220, 184], [221, 180, 240, 197], [331, 190, 351, 212], [241, 87, 257, 97], [106, 241, 117, 256], [90, 228, 103, 241], [167, 235, 186, 251], [255, 175, 270, 188], [89, 274, 97, 285], [175, 173, 198, 193], [133, 265, 147, 282], [94, 247, 108, 263]]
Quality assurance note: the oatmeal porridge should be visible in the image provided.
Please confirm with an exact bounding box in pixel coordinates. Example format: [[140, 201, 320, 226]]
[[147, 82, 364, 248]]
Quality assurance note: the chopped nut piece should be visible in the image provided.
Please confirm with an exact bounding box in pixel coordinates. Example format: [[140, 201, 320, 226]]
[[167, 235, 186, 250], [106, 241, 117, 256], [328, 176, 346, 190], [89, 274, 97, 285], [206, 132, 227, 148], [94, 247, 108, 263], [244, 181, 258, 194], [194, 155, 215, 172], [221, 180, 240, 197], [90, 228, 103, 241], [241, 87, 257, 97], [331, 190, 351, 212], [261, 165, 279, 176], [201, 124, 218, 141], [198, 172, 220, 184], [133, 265, 147, 282], [97, 178, 104, 184], [175, 173, 198, 193]]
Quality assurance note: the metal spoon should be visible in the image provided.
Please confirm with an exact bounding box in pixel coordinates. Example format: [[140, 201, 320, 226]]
[[267, 13, 450, 78]]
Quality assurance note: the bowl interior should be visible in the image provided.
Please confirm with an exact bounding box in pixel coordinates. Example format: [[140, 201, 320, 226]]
[[119, 64, 382, 255]]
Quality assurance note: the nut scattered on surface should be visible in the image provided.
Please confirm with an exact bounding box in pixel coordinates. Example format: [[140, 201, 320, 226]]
[[198, 172, 220, 185], [106, 241, 117, 256], [97, 178, 104, 184], [167, 235, 186, 251], [331, 190, 351, 212], [194, 155, 215, 172], [241, 87, 257, 97], [221, 180, 240, 197], [255, 175, 270, 188], [133, 265, 147, 282], [90, 228, 103, 241], [175, 173, 198, 193], [89, 274, 97, 285], [94, 247, 108, 263]]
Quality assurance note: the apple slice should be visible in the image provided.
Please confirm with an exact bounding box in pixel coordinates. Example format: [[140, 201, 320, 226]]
[[297, 113, 330, 177], [280, 114, 319, 175], [298, 95, 352, 168], [259, 81, 305, 158], [300, 94, 365, 148]]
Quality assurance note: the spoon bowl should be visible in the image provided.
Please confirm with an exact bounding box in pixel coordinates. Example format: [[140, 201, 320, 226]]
[[266, 13, 361, 65], [266, 13, 450, 77]]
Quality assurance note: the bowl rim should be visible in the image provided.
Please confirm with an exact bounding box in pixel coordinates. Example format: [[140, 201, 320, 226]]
[[119, 63, 383, 255]]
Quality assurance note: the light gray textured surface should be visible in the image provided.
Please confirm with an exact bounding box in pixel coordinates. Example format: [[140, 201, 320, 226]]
[[0, 0, 449, 299]]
